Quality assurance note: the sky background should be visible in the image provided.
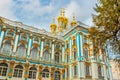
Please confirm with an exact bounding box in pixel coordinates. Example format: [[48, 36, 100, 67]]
[[0, 0, 99, 31]]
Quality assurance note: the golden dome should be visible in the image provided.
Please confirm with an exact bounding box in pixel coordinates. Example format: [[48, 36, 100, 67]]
[[70, 14, 77, 27], [58, 9, 64, 22], [50, 17, 57, 33], [64, 17, 68, 24]]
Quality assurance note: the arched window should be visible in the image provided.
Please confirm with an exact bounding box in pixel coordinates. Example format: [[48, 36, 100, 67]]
[[84, 48, 88, 59], [43, 49, 50, 61], [73, 48, 77, 60], [0, 63, 8, 76], [13, 65, 23, 78], [67, 68, 69, 77], [55, 71, 60, 80], [17, 44, 26, 57], [98, 66, 102, 76], [42, 69, 49, 78], [31, 47, 38, 59], [86, 65, 90, 76], [73, 39, 76, 45], [28, 67, 37, 79], [74, 66, 77, 76], [55, 52, 59, 63], [2, 41, 11, 54]]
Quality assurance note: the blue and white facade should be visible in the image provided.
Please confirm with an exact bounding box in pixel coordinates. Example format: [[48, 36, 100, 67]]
[[0, 14, 113, 80]]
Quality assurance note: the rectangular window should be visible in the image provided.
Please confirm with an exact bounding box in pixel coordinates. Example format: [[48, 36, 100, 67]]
[[86, 65, 90, 76], [74, 66, 77, 76]]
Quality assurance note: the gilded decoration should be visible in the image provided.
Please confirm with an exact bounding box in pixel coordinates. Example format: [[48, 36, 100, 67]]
[[62, 68, 65, 75], [1, 28, 6, 31], [25, 62, 29, 71], [20, 40, 27, 44], [55, 48, 60, 53], [4, 37, 14, 41], [2, 60, 7, 63], [65, 63, 69, 68], [0, 18, 3, 26], [8, 72, 12, 77], [51, 67, 55, 73], [32, 43, 40, 47], [72, 61, 77, 66], [10, 61, 15, 69], [24, 74, 28, 78], [44, 46, 50, 50]]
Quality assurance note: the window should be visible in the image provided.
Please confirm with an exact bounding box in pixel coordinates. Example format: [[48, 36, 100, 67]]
[[73, 48, 77, 60], [13, 65, 23, 78], [55, 52, 59, 63], [67, 54, 69, 62], [0, 63, 8, 76], [84, 48, 88, 59], [7, 30, 14, 37], [28, 67, 37, 79], [55, 71, 60, 80], [86, 65, 90, 76], [17, 44, 25, 57], [2, 41, 11, 54], [31, 47, 38, 59], [43, 50, 50, 61], [98, 66, 102, 76], [74, 66, 77, 76], [42, 69, 49, 78]]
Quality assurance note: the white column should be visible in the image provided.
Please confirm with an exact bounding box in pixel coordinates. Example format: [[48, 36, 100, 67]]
[[51, 40, 55, 61], [103, 64, 107, 80], [62, 44, 64, 62], [0, 27, 5, 48], [69, 38, 72, 80], [40, 37, 44, 58], [91, 62, 98, 79], [109, 66, 113, 80], [13, 31, 20, 53], [27, 35, 32, 57]]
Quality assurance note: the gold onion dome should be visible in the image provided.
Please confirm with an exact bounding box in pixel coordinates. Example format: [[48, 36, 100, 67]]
[[57, 8, 64, 22], [0, 18, 3, 26], [50, 17, 57, 33], [64, 17, 68, 24], [70, 14, 77, 27]]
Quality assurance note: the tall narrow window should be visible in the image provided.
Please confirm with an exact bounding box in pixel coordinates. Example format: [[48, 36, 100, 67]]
[[28, 67, 37, 79], [2, 41, 11, 54], [13, 65, 23, 78], [55, 71, 60, 80], [74, 66, 77, 76], [43, 50, 49, 61], [84, 48, 88, 59], [31, 47, 38, 59], [98, 66, 102, 76], [17, 44, 25, 57], [67, 54, 69, 62], [55, 52, 59, 63], [73, 48, 77, 60], [67, 43, 69, 48], [86, 65, 90, 76], [42, 69, 49, 78], [0, 63, 8, 76]]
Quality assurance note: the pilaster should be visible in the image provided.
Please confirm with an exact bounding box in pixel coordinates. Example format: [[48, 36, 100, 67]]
[[40, 37, 44, 59], [13, 30, 20, 53], [0, 26, 6, 48], [27, 34, 32, 58], [51, 40, 55, 62]]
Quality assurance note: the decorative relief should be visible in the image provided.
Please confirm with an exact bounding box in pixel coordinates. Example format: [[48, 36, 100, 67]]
[[8, 72, 13, 77], [10, 61, 15, 69]]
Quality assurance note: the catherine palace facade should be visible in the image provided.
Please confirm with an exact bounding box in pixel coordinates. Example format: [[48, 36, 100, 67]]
[[0, 9, 112, 80]]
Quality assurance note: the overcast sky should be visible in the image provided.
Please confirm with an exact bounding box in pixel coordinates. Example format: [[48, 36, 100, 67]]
[[0, 0, 98, 31]]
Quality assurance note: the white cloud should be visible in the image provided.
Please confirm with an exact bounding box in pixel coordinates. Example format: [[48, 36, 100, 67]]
[[0, 0, 17, 20]]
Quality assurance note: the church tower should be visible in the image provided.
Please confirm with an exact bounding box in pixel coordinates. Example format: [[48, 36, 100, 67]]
[[57, 8, 68, 33]]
